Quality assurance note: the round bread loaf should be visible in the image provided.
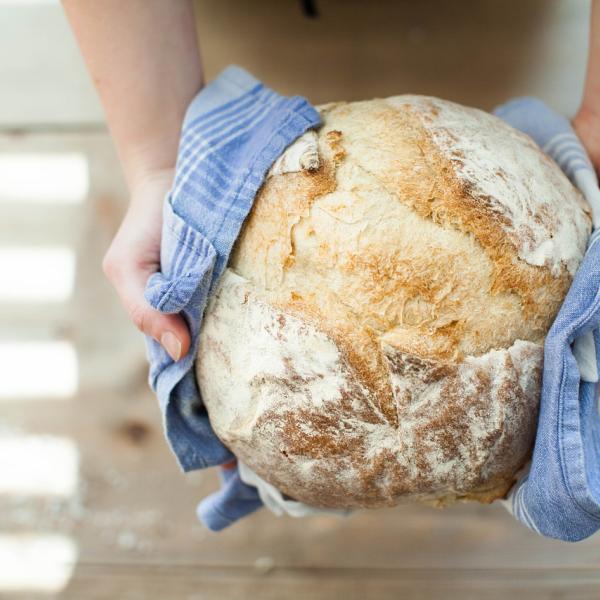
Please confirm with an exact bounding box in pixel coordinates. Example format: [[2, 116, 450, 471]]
[[195, 95, 591, 509]]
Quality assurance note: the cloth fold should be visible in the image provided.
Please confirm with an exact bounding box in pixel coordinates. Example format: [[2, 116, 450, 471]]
[[237, 460, 354, 519]]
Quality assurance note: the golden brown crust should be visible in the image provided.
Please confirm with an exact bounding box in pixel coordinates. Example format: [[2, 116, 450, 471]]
[[412, 105, 572, 326], [197, 95, 590, 508]]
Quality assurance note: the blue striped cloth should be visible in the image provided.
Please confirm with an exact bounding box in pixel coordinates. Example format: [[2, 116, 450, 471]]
[[143, 65, 321, 531], [495, 97, 600, 541], [143, 73, 600, 539]]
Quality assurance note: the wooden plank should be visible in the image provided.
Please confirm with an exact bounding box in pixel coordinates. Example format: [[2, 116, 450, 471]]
[[57, 565, 600, 600], [195, 0, 589, 115], [4, 386, 600, 572], [0, 0, 590, 127]]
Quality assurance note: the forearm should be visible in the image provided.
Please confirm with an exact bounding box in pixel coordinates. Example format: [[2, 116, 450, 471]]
[[579, 0, 600, 120], [62, 0, 203, 191], [573, 0, 600, 170]]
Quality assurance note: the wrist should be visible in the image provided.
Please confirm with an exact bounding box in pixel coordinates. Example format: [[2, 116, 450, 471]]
[[573, 102, 600, 173], [128, 165, 175, 206], [574, 102, 600, 132], [113, 128, 179, 197]]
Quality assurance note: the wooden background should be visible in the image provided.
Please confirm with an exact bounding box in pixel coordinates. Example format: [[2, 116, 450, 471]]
[[1, 1, 600, 598]]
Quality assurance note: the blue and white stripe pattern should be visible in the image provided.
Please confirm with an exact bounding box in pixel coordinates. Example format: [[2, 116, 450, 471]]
[[495, 97, 600, 541], [545, 131, 594, 178], [143, 65, 321, 531]]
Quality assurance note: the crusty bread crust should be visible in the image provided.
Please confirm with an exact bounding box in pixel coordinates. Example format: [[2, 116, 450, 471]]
[[196, 96, 590, 508]]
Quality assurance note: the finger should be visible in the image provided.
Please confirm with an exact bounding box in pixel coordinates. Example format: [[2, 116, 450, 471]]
[[107, 262, 191, 361], [129, 303, 191, 362]]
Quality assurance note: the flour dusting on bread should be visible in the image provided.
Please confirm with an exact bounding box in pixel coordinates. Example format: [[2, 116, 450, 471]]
[[387, 95, 588, 276]]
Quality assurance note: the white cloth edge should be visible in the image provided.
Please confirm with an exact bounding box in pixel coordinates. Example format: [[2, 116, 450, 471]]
[[237, 460, 354, 519]]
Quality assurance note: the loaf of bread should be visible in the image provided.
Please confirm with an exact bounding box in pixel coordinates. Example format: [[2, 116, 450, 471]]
[[195, 95, 591, 508]]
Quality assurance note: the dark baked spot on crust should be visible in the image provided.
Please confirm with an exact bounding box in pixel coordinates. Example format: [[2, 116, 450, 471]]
[[326, 129, 347, 164], [272, 407, 360, 459], [385, 351, 455, 386]]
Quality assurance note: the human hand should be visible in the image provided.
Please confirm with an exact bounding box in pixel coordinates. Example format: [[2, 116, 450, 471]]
[[62, 0, 202, 361], [102, 168, 191, 361], [573, 105, 600, 174]]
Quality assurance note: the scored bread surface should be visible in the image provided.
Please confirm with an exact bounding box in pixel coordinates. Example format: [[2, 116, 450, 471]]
[[196, 96, 590, 508]]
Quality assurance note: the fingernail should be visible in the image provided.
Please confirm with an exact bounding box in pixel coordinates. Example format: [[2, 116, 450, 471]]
[[161, 331, 182, 361]]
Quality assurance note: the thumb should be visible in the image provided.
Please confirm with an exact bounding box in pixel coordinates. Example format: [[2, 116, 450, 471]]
[[130, 300, 191, 362], [109, 263, 192, 362]]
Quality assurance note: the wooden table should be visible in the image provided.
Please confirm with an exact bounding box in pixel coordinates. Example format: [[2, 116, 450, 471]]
[[1, 1, 599, 597]]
